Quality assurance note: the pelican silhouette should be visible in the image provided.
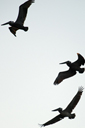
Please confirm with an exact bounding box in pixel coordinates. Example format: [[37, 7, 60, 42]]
[[1, 0, 34, 36], [40, 86, 84, 127], [54, 53, 85, 85]]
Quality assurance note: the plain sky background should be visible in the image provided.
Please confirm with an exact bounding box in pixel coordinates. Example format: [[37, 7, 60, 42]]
[[0, 0, 85, 128]]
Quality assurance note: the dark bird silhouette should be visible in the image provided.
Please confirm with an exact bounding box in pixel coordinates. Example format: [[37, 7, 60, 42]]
[[40, 86, 84, 127], [1, 0, 34, 36], [54, 53, 85, 85]]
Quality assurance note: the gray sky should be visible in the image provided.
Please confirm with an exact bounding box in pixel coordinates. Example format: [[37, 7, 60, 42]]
[[0, 0, 85, 128]]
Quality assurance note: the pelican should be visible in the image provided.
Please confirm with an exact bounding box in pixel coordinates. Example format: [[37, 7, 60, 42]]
[[54, 53, 85, 85], [40, 86, 84, 127], [1, 0, 34, 36]]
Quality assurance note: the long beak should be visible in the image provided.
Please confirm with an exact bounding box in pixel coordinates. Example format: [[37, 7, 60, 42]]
[[59, 61, 67, 64], [52, 108, 59, 112], [1, 22, 9, 26]]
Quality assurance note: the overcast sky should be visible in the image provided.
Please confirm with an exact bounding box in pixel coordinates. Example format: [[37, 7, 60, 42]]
[[0, 0, 85, 128]]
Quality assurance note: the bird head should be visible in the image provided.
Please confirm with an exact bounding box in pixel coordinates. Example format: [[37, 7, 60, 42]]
[[1, 21, 14, 26], [52, 107, 63, 113], [60, 61, 71, 64], [60, 61, 71, 66]]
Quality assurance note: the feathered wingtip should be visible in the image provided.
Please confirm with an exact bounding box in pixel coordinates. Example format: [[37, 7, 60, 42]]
[[78, 86, 84, 92], [38, 124, 44, 127], [53, 79, 59, 85]]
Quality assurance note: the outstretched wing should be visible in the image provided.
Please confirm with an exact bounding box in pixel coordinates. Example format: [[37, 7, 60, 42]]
[[53, 69, 76, 85], [40, 114, 63, 127], [65, 86, 84, 113], [9, 27, 18, 36], [73, 53, 85, 66], [15, 0, 33, 25]]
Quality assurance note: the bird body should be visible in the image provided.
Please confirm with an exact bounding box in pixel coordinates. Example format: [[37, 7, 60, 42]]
[[40, 87, 84, 127], [54, 53, 85, 85], [1, 0, 34, 36]]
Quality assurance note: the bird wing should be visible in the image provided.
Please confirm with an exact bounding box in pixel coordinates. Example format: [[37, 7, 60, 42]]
[[9, 27, 18, 37], [53, 69, 76, 85], [73, 53, 85, 67], [15, 0, 33, 25], [65, 86, 84, 113], [41, 114, 63, 127]]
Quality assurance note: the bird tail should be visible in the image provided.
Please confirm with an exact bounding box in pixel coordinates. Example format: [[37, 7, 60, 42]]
[[24, 27, 28, 31], [9, 27, 17, 37]]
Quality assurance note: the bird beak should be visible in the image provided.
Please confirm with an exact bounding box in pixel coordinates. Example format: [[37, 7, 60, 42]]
[[59, 61, 67, 64], [1, 22, 9, 26], [52, 108, 59, 112]]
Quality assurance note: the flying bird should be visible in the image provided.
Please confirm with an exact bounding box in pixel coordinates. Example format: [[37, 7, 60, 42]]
[[1, 0, 34, 36], [54, 53, 85, 85], [40, 86, 84, 127]]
